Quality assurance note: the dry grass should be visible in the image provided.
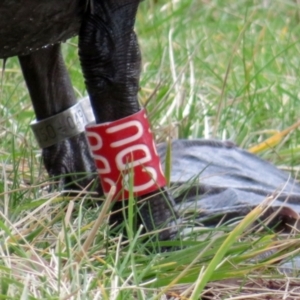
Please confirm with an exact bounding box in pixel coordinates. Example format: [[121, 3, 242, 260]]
[[2, 0, 300, 298]]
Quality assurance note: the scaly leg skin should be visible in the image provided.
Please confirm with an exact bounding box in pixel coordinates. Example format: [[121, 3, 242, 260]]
[[19, 44, 101, 193], [79, 0, 179, 240]]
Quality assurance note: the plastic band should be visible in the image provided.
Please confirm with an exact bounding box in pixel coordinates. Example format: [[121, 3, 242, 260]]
[[31, 97, 95, 148], [85, 109, 166, 200]]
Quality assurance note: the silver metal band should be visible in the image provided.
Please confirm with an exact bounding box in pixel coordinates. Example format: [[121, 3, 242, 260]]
[[30, 97, 95, 148]]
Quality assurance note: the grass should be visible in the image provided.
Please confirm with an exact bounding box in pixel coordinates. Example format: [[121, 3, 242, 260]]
[[1, 0, 300, 298]]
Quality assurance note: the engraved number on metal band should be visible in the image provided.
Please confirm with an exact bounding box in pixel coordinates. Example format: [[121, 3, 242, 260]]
[[31, 97, 95, 148]]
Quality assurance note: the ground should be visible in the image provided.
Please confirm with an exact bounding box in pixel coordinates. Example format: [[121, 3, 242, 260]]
[[1, 0, 300, 298]]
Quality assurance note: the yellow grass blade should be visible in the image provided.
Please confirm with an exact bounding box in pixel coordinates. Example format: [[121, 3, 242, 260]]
[[248, 119, 300, 154]]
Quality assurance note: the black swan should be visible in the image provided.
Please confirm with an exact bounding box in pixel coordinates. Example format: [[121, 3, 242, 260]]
[[1, 0, 177, 240]]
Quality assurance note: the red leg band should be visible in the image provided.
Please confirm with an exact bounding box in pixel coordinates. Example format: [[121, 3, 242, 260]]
[[85, 109, 166, 200]]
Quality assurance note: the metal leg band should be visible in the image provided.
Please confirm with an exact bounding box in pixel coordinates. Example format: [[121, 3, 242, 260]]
[[30, 97, 95, 148]]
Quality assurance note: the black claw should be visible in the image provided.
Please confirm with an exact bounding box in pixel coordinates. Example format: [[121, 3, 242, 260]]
[[138, 187, 180, 241], [109, 188, 179, 241]]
